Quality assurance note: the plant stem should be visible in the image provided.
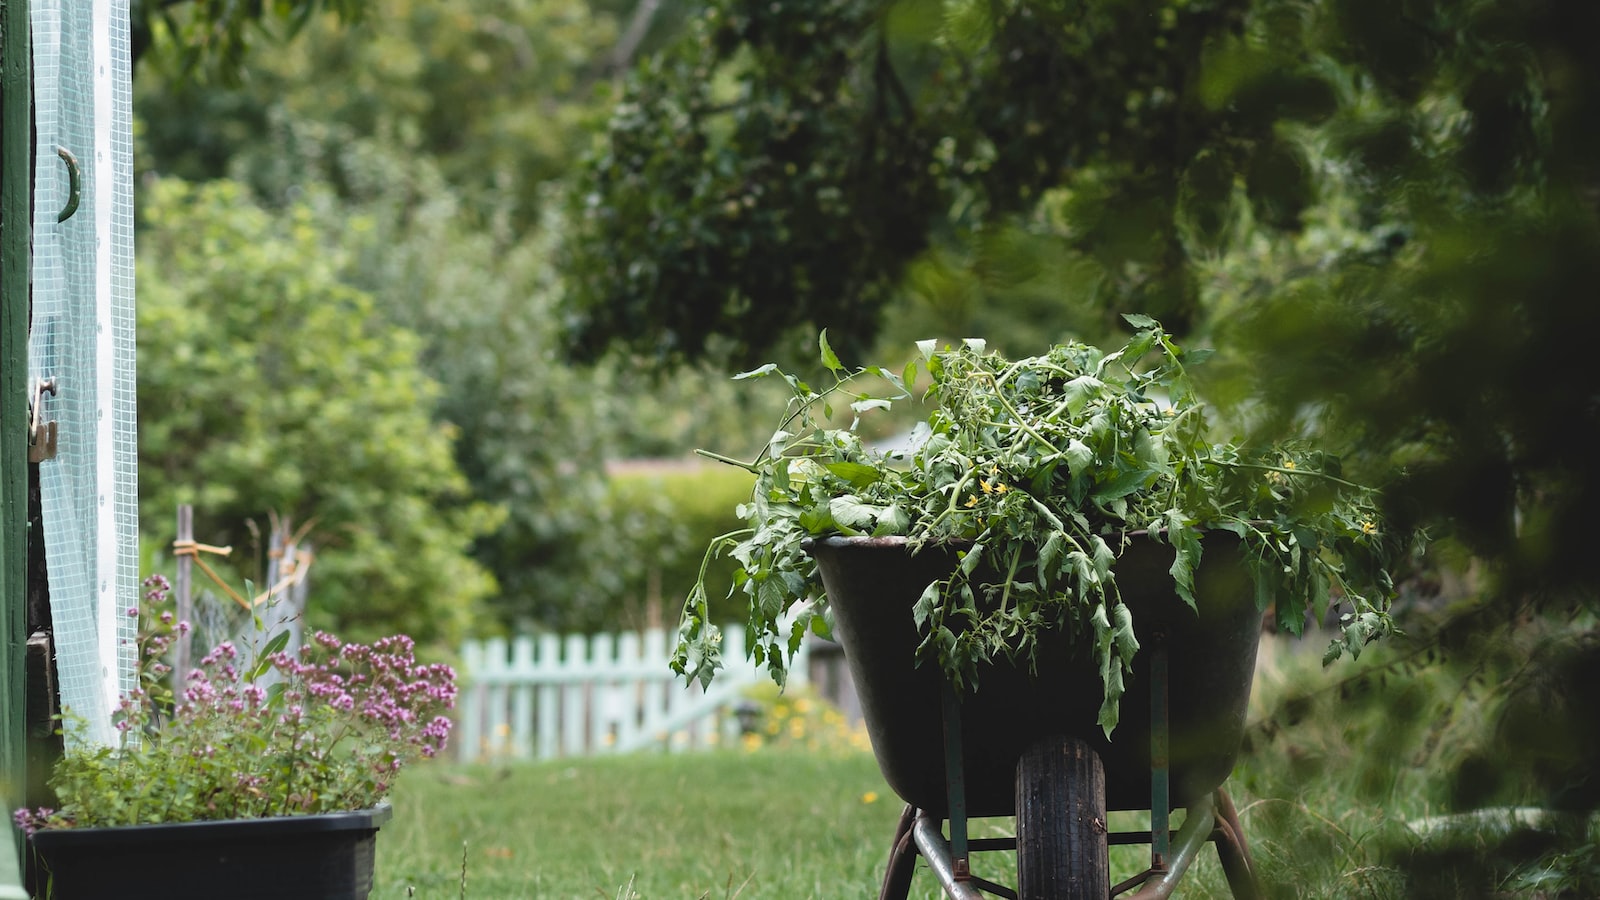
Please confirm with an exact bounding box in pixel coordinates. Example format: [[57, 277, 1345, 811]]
[[694, 449, 759, 472], [1214, 460, 1365, 489], [973, 371, 1063, 455]]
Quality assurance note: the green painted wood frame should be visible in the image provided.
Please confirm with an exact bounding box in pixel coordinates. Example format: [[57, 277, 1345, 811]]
[[1, 0, 35, 884]]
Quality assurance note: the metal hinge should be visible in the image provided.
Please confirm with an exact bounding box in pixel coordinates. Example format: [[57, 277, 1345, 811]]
[[28, 377, 58, 463]]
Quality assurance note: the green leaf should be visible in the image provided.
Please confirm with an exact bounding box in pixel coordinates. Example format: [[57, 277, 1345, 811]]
[[1062, 376, 1105, 416], [798, 506, 836, 534], [873, 503, 910, 536], [1091, 468, 1154, 503], [1122, 313, 1159, 330], [850, 398, 892, 416], [916, 339, 938, 359], [958, 542, 986, 575], [788, 618, 808, 658], [810, 611, 833, 640], [819, 330, 843, 373], [1090, 535, 1116, 578], [1322, 641, 1344, 666], [734, 363, 778, 380], [245, 629, 293, 682], [1262, 573, 1291, 628], [1065, 439, 1094, 474], [1038, 531, 1065, 577], [1168, 522, 1201, 610], [1112, 603, 1140, 665], [1097, 679, 1125, 736], [822, 461, 882, 488], [1122, 330, 1158, 364], [912, 581, 941, 628], [828, 495, 881, 529]]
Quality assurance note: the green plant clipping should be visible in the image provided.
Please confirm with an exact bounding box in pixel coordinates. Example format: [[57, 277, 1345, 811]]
[[675, 318, 1403, 735]]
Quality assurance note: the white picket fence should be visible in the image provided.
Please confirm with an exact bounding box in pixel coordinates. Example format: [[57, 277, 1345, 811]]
[[456, 624, 809, 763]]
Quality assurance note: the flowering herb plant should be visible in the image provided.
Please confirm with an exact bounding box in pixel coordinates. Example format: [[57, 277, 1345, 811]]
[[673, 317, 1404, 734], [15, 575, 456, 833]]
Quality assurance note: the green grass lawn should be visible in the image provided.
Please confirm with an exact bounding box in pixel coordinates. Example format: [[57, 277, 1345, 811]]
[[373, 637, 1552, 899], [374, 748, 910, 898]]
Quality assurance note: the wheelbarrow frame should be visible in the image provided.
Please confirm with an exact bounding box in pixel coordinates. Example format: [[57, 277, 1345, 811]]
[[806, 533, 1267, 898]]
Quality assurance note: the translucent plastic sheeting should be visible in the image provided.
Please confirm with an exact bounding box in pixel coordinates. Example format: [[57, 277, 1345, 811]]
[[29, 0, 139, 748]]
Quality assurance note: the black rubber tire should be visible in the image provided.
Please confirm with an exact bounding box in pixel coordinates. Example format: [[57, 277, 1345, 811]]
[[1015, 735, 1109, 900]]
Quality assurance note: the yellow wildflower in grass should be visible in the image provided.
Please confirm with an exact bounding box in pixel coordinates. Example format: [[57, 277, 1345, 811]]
[[1361, 520, 1378, 535], [741, 732, 762, 752], [981, 479, 993, 494], [736, 684, 873, 753], [994, 483, 1009, 494], [861, 791, 879, 804]]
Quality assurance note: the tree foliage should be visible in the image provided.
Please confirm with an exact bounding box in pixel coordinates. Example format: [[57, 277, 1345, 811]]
[[131, 0, 368, 80], [329, 185, 635, 632], [131, 0, 717, 634], [136, 178, 497, 647], [559, 0, 1370, 366], [135, 0, 619, 228], [1214, 0, 1600, 599]]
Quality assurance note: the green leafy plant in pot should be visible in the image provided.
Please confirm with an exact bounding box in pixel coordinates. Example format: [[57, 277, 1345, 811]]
[[15, 575, 456, 900], [673, 316, 1403, 738]]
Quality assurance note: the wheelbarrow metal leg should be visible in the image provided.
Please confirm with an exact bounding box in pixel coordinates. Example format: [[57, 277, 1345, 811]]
[[1211, 790, 1262, 900], [1214, 788, 1256, 874], [912, 810, 988, 900], [940, 682, 971, 881], [1149, 629, 1171, 871], [879, 804, 919, 900], [1118, 793, 1216, 900]]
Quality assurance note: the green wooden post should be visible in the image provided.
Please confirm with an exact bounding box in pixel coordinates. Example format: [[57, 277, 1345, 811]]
[[1, 0, 34, 888]]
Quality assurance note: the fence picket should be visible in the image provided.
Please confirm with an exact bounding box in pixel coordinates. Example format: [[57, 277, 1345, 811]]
[[511, 637, 535, 759], [458, 621, 810, 762], [537, 633, 560, 759]]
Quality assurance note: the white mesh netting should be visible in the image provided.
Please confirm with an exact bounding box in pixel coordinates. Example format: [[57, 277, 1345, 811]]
[[29, 0, 138, 748]]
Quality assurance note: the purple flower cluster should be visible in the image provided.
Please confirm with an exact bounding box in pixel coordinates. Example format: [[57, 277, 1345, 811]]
[[268, 631, 458, 760], [16, 574, 458, 833]]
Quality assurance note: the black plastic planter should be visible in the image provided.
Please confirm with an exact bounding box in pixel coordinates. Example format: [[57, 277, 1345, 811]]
[[26, 803, 391, 900]]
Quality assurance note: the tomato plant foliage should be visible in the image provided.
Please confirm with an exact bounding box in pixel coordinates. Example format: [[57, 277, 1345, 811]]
[[675, 319, 1402, 734]]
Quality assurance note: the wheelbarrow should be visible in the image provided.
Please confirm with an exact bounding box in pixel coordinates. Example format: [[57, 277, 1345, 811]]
[[806, 533, 1265, 900]]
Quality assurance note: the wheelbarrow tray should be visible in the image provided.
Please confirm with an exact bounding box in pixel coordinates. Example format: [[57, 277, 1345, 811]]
[[807, 532, 1263, 818]]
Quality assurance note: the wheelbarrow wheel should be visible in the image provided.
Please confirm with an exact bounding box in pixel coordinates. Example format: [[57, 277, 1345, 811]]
[[1015, 735, 1109, 900]]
